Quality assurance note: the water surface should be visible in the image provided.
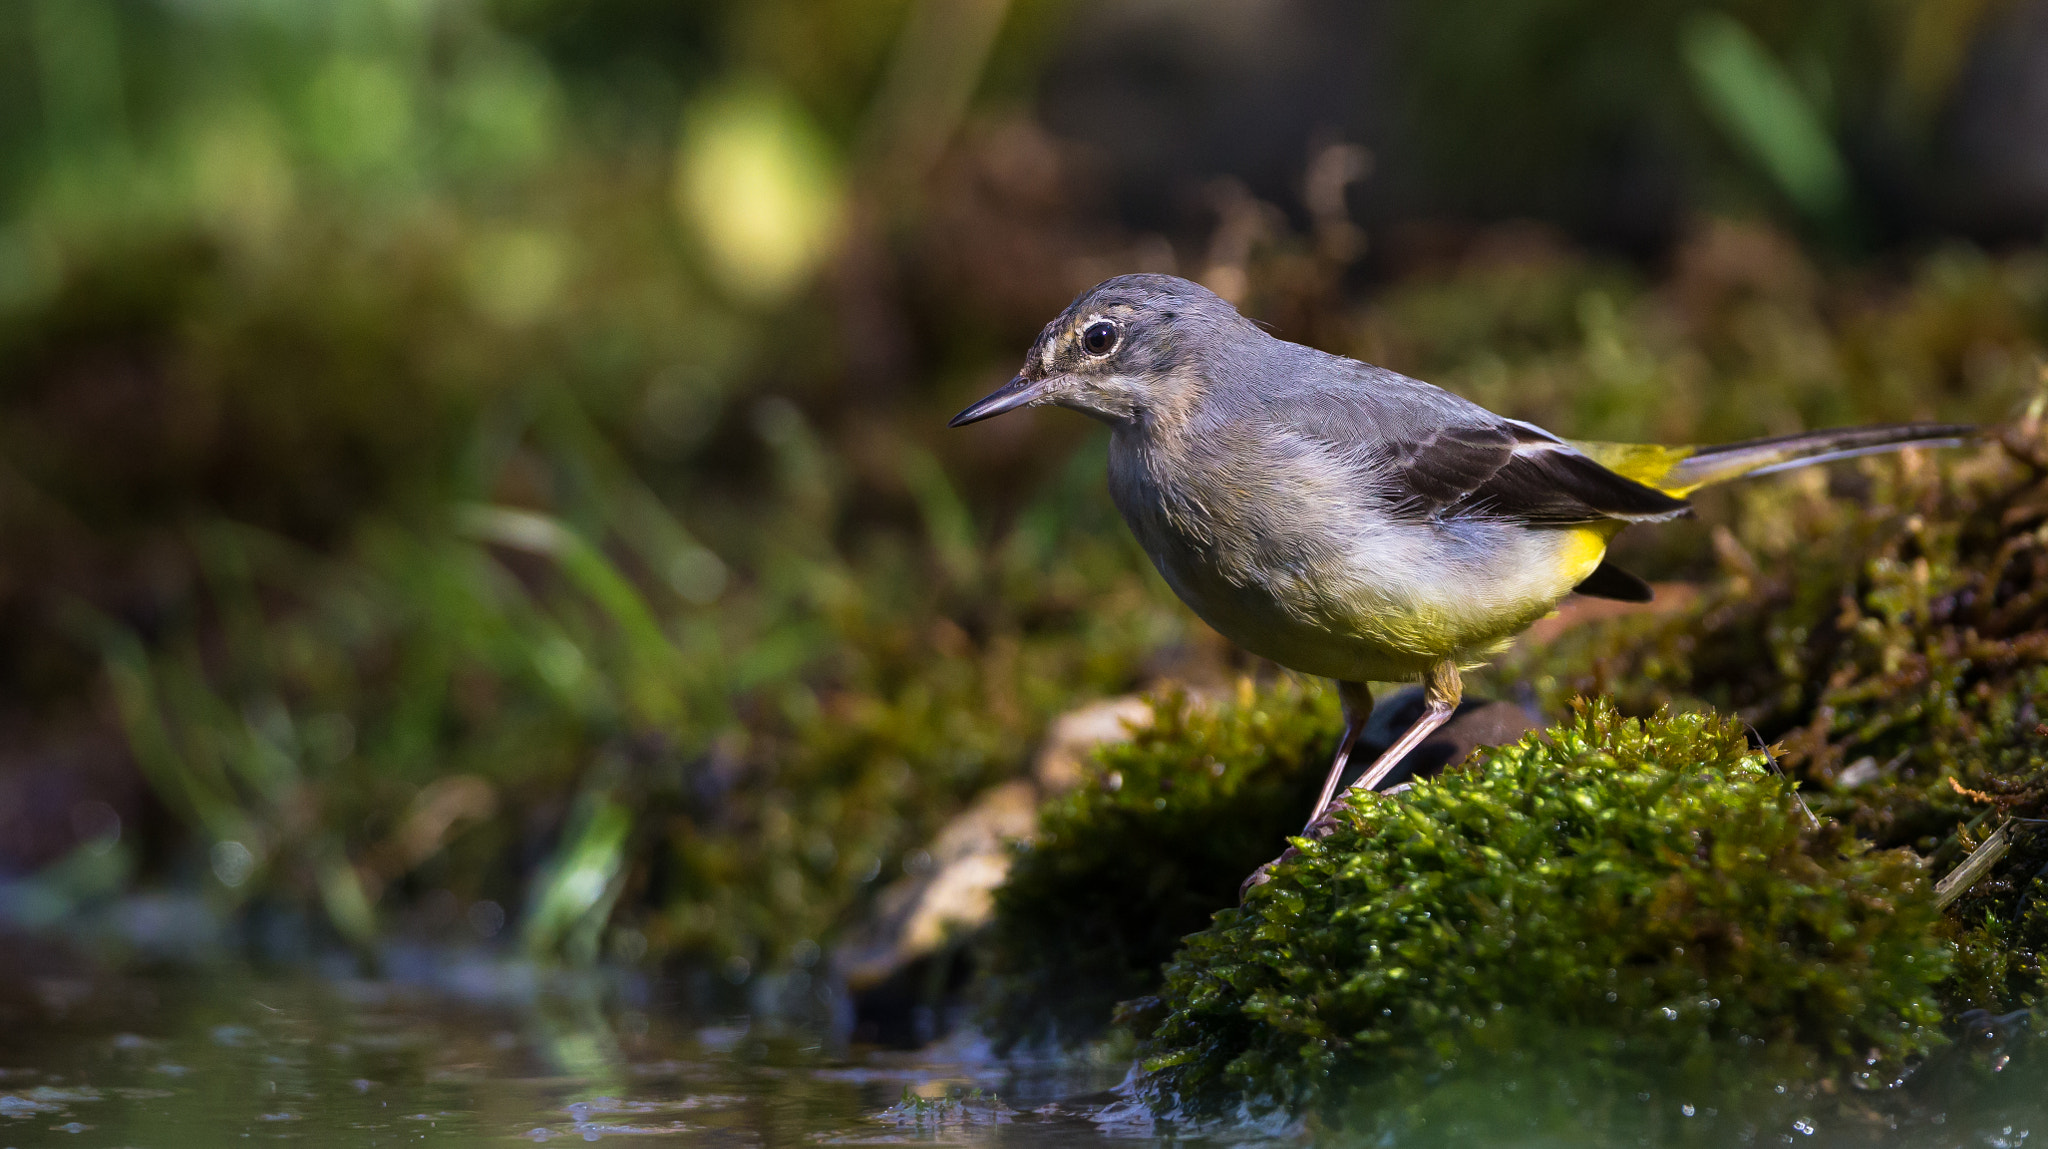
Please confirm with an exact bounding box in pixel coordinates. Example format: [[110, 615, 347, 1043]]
[[0, 965, 1224, 1148], [0, 962, 2041, 1147]]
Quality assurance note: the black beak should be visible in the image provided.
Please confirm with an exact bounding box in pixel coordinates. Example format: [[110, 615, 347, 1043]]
[[948, 374, 1044, 427]]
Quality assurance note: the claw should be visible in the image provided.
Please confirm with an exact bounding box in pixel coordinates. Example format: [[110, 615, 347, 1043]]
[[1301, 795, 1350, 841], [1239, 842, 1303, 901], [1240, 798, 1355, 902], [1238, 863, 1275, 900]]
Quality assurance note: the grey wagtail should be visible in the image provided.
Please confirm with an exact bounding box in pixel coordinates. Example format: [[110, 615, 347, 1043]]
[[950, 273, 1972, 887]]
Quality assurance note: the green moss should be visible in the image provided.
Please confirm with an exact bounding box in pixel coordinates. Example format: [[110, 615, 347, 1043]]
[[1137, 702, 1950, 1124], [977, 680, 1337, 1050], [1490, 428, 2048, 1009], [1939, 824, 2048, 1012]]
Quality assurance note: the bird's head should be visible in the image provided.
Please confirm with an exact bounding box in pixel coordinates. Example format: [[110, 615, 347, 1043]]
[[948, 274, 1251, 429]]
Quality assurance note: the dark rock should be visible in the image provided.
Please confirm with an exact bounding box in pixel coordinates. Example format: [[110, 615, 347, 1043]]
[[1338, 687, 1541, 792]]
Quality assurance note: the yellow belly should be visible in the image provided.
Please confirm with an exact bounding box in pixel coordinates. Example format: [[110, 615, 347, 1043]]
[[1155, 522, 1621, 683], [1345, 524, 1615, 669]]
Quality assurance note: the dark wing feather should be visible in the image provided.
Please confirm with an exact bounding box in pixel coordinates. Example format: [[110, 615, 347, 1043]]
[[1385, 422, 1690, 526], [1265, 357, 1689, 528], [1381, 423, 1522, 513]]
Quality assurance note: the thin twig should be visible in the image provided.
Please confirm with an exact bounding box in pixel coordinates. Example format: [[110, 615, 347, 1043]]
[[1934, 820, 2012, 912], [1746, 724, 1819, 828]]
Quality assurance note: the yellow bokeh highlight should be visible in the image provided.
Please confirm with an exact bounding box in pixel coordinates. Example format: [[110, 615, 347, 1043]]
[[675, 83, 843, 305]]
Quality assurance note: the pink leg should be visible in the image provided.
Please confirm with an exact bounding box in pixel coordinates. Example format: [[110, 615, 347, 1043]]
[[1303, 681, 1373, 832], [1343, 662, 1463, 796], [1242, 662, 1463, 900]]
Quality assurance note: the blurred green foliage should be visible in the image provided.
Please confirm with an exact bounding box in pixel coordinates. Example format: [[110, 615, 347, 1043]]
[[0, 0, 1191, 969], [0, 0, 2043, 988], [1401, 0, 2008, 237], [1137, 703, 1950, 1126]]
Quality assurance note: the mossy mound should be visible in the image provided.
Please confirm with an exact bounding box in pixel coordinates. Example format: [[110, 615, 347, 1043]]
[[1491, 428, 2048, 1008], [977, 432, 2047, 1076], [1137, 703, 1950, 1124], [977, 681, 1336, 1050]]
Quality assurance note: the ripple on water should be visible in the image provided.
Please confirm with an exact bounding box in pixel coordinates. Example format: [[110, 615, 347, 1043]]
[[0, 970, 2040, 1148], [1, 1093, 63, 1115]]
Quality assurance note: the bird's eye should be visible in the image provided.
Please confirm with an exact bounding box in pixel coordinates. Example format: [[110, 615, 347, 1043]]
[[1081, 320, 1118, 357]]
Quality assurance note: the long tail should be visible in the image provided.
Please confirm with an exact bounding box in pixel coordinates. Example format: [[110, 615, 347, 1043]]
[[1573, 423, 1978, 497], [1564, 422, 1977, 603]]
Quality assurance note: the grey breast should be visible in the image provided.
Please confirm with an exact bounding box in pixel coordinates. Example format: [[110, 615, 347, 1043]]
[[1103, 340, 1416, 662]]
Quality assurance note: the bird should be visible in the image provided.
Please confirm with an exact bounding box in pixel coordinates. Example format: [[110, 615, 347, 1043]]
[[949, 273, 1973, 890]]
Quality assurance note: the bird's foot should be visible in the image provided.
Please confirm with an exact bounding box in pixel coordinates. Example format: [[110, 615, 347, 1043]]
[[1238, 799, 1351, 901]]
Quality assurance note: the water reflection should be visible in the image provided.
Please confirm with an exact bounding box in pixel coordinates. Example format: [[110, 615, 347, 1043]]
[[0, 967, 2040, 1147], [0, 970, 1181, 1147]]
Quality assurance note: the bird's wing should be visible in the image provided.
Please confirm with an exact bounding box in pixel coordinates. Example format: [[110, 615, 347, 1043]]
[[1280, 374, 1690, 526], [1384, 420, 1691, 525]]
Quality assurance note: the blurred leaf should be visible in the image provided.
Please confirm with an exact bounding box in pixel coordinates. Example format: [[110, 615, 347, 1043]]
[[900, 446, 980, 587], [459, 504, 694, 728], [1682, 12, 1850, 224], [315, 848, 378, 947], [90, 619, 252, 846], [525, 791, 633, 962]]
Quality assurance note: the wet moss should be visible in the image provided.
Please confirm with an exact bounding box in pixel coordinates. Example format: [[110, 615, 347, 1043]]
[[1137, 703, 1951, 1124], [1490, 423, 2048, 1008], [977, 680, 1335, 1050]]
